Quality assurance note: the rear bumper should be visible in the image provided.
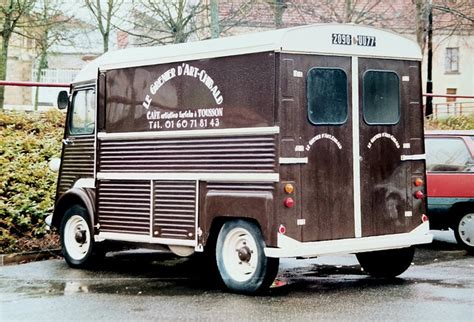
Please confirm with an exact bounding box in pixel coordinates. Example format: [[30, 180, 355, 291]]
[[264, 221, 432, 258]]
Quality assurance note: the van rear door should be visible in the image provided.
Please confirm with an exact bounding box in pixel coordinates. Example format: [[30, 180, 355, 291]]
[[299, 55, 355, 242], [358, 58, 421, 237]]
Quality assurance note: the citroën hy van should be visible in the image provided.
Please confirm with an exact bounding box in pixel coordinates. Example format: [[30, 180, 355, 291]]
[[49, 24, 432, 293]]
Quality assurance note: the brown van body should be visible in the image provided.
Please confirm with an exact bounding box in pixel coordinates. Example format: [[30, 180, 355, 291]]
[[53, 25, 431, 264]]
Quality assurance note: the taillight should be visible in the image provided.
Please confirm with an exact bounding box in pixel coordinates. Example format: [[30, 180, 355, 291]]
[[284, 183, 294, 194], [284, 197, 295, 208], [421, 214, 429, 222], [414, 191, 424, 199], [414, 178, 424, 186]]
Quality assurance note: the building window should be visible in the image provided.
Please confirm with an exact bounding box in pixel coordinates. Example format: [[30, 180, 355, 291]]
[[307, 68, 348, 125], [362, 71, 400, 125], [446, 88, 457, 103], [445, 47, 459, 73]]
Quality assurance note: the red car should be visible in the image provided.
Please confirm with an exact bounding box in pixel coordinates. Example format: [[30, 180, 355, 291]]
[[425, 130, 474, 252]]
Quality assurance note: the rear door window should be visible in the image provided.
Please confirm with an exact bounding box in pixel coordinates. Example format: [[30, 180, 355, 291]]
[[363, 71, 400, 125], [307, 68, 348, 125], [426, 137, 473, 172]]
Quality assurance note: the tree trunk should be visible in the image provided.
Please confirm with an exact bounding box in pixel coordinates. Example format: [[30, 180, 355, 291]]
[[210, 0, 220, 38], [103, 32, 109, 52], [0, 34, 11, 111], [34, 47, 48, 111], [273, 0, 286, 29], [415, 0, 426, 50], [345, 0, 352, 23]]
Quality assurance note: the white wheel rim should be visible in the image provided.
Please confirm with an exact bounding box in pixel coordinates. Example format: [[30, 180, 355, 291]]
[[222, 227, 259, 282], [458, 213, 474, 247], [64, 215, 91, 260]]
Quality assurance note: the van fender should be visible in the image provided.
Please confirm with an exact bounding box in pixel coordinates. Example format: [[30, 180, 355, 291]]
[[52, 188, 96, 230], [203, 191, 276, 247]]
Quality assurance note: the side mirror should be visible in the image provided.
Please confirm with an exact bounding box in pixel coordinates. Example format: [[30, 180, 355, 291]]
[[57, 90, 69, 110]]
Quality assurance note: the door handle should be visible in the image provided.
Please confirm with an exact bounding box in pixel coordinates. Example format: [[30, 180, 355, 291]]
[[63, 138, 74, 145]]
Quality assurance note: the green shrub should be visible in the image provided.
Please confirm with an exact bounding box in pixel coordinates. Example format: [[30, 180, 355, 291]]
[[425, 114, 474, 130], [0, 110, 65, 253]]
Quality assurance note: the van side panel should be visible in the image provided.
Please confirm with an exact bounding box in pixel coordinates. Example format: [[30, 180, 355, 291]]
[[96, 52, 277, 246]]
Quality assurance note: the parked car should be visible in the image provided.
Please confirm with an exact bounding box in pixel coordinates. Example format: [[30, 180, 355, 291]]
[[425, 130, 474, 252]]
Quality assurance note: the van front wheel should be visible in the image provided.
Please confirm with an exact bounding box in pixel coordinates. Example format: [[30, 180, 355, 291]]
[[216, 220, 279, 294], [60, 205, 103, 268], [356, 247, 414, 278]]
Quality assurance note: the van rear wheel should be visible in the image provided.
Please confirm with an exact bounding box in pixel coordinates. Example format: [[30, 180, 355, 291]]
[[356, 247, 414, 278], [60, 205, 104, 268], [215, 220, 279, 294]]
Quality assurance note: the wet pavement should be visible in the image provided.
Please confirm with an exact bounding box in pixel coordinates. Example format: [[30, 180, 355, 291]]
[[1, 231, 473, 321]]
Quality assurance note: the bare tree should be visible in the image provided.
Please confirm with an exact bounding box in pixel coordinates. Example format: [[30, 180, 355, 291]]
[[125, 0, 208, 45], [26, 0, 71, 110], [84, 0, 124, 52], [0, 0, 35, 111]]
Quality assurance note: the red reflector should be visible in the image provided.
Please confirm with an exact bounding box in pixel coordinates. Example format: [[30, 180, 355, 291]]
[[421, 214, 429, 222], [284, 197, 295, 208], [414, 191, 424, 199], [278, 225, 286, 234]]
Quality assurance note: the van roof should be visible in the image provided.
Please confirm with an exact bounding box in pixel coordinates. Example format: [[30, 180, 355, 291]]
[[74, 23, 422, 83]]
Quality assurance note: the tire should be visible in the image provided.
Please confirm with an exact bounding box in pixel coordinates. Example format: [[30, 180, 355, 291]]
[[356, 247, 415, 278], [453, 212, 474, 254], [215, 220, 279, 294], [60, 205, 104, 268]]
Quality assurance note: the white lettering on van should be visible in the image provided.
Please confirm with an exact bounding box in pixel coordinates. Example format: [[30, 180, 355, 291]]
[[367, 132, 400, 149], [305, 133, 342, 151], [142, 63, 224, 110]]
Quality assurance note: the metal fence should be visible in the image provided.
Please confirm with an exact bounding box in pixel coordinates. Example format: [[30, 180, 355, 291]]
[[31, 69, 78, 107], [431, 101, 474, 119]]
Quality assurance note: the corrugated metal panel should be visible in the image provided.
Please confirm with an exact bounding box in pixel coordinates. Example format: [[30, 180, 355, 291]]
[[98, 135, 276, 173], [153, 181, 196, 240], [58, 136, 95, 194], [98, 180, 151, 235]]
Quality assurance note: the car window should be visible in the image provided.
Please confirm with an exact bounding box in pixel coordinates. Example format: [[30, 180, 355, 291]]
[[70, 89, 95, 135], [425, 137, 473, 172]]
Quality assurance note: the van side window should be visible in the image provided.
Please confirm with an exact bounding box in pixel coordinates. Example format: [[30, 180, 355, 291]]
[[426, 138, 473, 172], [307, 68, 348, 125], [70, 89, 95, 135], [363, 71, 400, 125]]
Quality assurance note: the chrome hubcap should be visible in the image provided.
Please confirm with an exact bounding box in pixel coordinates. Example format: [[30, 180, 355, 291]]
[[458, 213, 474, 247]]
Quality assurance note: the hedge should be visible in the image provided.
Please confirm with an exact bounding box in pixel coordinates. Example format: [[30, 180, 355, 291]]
[[0, 110, 64, 253]]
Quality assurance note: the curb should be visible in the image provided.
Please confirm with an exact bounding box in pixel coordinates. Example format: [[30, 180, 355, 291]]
[[0, 249, 61, 266]]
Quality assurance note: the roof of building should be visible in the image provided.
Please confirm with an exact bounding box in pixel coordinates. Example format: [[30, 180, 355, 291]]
[[74, 23, 422, 83]]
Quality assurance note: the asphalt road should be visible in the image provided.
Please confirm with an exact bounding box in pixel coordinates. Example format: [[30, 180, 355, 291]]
[[1, 231, 473, 321]]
